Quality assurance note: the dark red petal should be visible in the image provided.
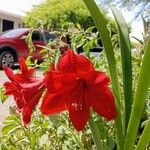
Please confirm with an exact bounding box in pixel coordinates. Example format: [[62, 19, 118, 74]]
[[61, 73, 77, 86], [92, 87, 117, 120], [58, 50, 77, 73], [78, 71, 95, 85], [44, 71, 62, 92], [3, 66, 15, 81], [94, 71, 110, 85], [40, 91, 67, 115], [67, 80, 91, 131], [79, 71, 110, 86], [42, 71, 79, 115], [69, 106, 90, 131], [19, 58, 35, 77], [22, 106, 32, 125], [76, 54, 94, 72], [19, 79, 43, 89], [21, 85, 43, 104], [58, 50, 94, 73], [4, 82, 24, 109], [4, 82, 17, 95], [15, 97, 25, 109], [21, 86, 44, 125], [50, 62, 55, 71]]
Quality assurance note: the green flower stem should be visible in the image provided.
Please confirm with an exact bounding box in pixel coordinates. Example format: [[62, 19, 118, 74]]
[[82, 0, 124, 149], [88, 116, 104, 150], [136, 119, 150, 150], [124, 38, 150, 150]]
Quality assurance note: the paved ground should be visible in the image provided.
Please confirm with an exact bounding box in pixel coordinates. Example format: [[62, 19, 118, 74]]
[[0, 69, 14, 126], [0, 66, 43, 126]]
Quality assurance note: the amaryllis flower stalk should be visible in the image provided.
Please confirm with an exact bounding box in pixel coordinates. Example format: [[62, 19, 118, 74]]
[[41, 50, 117, 131], [3, 58, 44, 125]]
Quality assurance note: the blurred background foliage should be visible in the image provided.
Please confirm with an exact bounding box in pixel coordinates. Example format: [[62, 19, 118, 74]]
[[23, 0, 117, 32], [97, 0, 150, 20]]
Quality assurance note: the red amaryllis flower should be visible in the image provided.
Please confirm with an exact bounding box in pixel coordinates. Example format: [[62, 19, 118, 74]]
[[41, 50, 117, 131], [3, 58, 44, 125]]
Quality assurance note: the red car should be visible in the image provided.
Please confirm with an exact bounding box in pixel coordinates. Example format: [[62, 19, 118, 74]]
[[0, 28, 68, 68]]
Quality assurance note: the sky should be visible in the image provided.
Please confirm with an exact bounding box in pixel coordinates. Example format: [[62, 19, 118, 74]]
[[0, 0, 43, 16], [121, 10, 144, 40], [0, 0, 143, 40]]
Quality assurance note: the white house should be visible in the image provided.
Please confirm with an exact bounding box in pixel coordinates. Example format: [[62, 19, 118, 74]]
[[0, 10, 23, 34]]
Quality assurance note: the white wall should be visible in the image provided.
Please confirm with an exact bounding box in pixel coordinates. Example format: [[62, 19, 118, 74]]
[[0, 10, 23, 34]]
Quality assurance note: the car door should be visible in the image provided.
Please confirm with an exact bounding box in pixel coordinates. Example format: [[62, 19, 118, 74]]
[[13, 30, 30, 59], [31, 31, 58, 61], [31, 30, 46, 61]]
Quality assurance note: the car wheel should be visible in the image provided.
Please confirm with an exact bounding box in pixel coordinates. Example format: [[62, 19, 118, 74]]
[[0, 51, 15, 69]]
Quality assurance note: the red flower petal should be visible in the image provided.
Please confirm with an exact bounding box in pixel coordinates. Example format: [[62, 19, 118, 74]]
[[58, 50, 94, 73], [76, 54, 94, 72], [4, 82, 18, 95], [78, 71, 110, 86], [21, 84, 43, 104], [92, 87, 117, 120], [21, 86, 44, 125], [22, 106, 32, 125], [3, 66, 15, 81], [4, 82, 24, 109], [19, 78, 43, 89], [41, 73, 78, 115], [58, 50, 77, 73], [61, 73, 77, 86], [50, 62, 55, 71], [19, 58, 35, 77], [94, 71, 110, 85], [44, 71, 62, 92], [69, 105, 90, 131], [40, 92, 67, 115]]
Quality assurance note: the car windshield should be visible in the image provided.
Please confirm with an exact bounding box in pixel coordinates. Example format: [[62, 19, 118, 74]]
[[0, 29, 28, 38], [44, 32, 57, 41]]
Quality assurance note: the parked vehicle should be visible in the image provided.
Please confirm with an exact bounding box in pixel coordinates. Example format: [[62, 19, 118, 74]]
[[0, 28, 68, 68]]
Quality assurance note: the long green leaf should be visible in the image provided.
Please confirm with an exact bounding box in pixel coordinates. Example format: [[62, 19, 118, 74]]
[[88, 117, 104, 150], [111, 7, 132, 132], [124, 38, 150, 150], [136, 119, 150, 150], [82, 0, 124, 149]]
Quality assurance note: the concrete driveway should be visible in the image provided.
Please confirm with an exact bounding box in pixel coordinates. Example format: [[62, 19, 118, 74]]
[[0, 67, 43, 126], [0, 69, 14, 126]]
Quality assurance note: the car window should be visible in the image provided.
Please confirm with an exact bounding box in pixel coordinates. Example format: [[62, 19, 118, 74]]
[[44, 32, 56, 42], [32, 31, 42, 41], [90, 47, 103, 52], [31, 30, 57, 42]]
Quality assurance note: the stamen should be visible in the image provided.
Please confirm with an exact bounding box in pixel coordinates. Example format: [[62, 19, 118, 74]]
[[76, 77, 79, 80], [71, 102, 83, 111]]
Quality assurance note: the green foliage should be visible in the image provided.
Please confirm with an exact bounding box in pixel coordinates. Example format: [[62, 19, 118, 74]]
[[23, 0, 118, 32], [0, 87, 8, 103], [0, 106, 97, 149], [112, 7, 132, 132], [0, 105, 117, 150], [23, 0, 94, 30], [69, 26, 100, 55]]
